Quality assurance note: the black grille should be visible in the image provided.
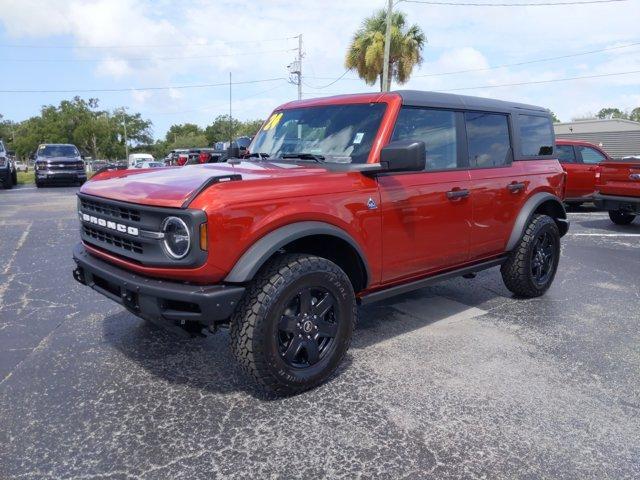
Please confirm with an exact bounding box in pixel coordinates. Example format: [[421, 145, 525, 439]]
[[83, 225, 143, 254], [48, 162, 84, 171], [81, 198, 141, 222]]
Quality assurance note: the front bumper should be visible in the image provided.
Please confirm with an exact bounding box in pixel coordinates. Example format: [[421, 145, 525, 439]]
[[37, 170, 86, 181], [593, 193, 640, 214], [72, 243, 245, 331]]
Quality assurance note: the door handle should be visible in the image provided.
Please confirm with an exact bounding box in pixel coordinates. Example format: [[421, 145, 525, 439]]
[[446, 188, 470, 200], [507, 182, 526, 192]]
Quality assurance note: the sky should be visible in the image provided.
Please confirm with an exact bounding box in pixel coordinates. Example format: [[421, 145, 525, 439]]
[[0, 0, 639, 140]]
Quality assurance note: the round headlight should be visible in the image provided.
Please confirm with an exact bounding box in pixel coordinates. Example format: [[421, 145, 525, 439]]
[[162, 217, 190, 259]]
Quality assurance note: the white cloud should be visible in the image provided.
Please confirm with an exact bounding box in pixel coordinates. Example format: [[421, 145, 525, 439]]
[[1, 0, 639, 135]]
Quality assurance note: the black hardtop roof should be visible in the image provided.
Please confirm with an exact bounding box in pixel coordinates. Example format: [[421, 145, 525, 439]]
[[395, 90, 550, 115]]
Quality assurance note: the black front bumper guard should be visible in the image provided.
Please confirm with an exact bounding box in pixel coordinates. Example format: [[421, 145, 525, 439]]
[[72, 243, 245, 333]]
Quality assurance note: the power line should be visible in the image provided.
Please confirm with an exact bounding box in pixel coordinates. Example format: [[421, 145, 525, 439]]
[[0, 48, 297, 64], [303, 70, 351, 89], [0, 77, 286, 94], [415, 42, 640, 77], [442, 69, 640, 91], [404, 0, 627, 5], [0, 36, 299, 49]]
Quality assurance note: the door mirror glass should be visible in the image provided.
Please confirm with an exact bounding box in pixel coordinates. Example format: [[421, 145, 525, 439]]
[[380, 140, 426, 172]]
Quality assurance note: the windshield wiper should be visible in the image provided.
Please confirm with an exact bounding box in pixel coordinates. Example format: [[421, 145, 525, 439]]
[[246, 152, 270, 160], [280, 153, 325, 162]]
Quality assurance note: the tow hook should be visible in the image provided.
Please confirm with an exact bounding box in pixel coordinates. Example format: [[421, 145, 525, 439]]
[[72, 267, 86, 285]]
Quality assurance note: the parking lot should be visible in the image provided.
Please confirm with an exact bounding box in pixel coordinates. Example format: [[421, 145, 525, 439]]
[[1, 185, 639, 479]]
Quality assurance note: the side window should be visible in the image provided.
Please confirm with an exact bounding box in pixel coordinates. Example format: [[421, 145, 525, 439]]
[[0, 141, 5, 153], [555, 145, 576, 163], [519, 114, 553, 156], [391, 108, 458, 170], [465, 112, 511, 168], [578, 146, 606, 164]]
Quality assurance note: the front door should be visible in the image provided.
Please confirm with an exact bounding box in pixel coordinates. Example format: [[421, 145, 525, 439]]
[[378, 107, 472, 283]]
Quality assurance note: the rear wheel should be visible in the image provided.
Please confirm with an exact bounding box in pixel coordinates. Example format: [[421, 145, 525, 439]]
[[608, 210, 636, 225], [230, 253, 356, 395], [11, 170, 17, 185], [501, 214, 561, 298]]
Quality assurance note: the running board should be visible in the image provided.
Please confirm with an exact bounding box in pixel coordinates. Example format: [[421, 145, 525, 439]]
[[358, 257, 507, 305]]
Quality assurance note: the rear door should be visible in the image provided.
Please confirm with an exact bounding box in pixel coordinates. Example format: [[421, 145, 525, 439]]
[[556, 144, 583, 199], [466, 111, 525, 260], [378, 107, 472, 283]]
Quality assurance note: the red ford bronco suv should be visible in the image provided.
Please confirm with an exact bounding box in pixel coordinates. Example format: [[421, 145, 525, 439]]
[[594, 158, 640, 225], [72, 91, 569, 394]]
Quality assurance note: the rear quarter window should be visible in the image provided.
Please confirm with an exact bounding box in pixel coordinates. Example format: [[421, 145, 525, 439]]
[[519, 114, 554, 156]]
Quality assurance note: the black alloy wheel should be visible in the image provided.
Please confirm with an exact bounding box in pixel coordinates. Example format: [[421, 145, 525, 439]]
[[277, 287, 339, 368], [530, 231, 555, 286]]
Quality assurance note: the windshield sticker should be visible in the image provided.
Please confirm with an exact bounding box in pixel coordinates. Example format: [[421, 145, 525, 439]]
[[353, 132, 364, 144], [262, 113, 283, 131]]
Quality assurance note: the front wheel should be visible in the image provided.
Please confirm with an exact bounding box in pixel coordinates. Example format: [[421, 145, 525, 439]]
[[501, 214, 561, 298], [230, 253, 356, 395], [608, 210, 636, 225]]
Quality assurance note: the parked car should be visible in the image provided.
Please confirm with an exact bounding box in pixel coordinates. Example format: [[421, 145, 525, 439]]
[[128, 153, 155, 169], [555, 139, 611, 206], [185, 148, 225, 165], [14, 161, 28, 173], [0, 139, 17, 189], [34, 144, 86, 187], [134, 161, 165, 169], [72, 90, 568, 394], [594, 158, 640, 225]]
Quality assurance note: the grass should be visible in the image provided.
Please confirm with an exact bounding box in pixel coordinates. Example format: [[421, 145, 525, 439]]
[[15, 170, 94, 186], [17, 171, 35, 185]]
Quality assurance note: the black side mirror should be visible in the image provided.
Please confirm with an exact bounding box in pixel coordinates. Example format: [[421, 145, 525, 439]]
[[380, 140, 426, 172]]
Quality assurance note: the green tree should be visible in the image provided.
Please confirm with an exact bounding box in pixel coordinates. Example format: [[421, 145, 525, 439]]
[[549, 111, 560, 123], [629, 107, 640, 123], [596, 107, 627, 120], [345, 9, 425, 91], [171, 133, 209, 149], [165, 123, 204, 143]]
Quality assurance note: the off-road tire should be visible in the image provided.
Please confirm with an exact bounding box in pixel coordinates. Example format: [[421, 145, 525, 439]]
[[11, 170, 17, 186], [1, 170, 13, 189], [501, 214, 560, 298], [230, 253, 357, 395], [608, 210, 635, 225]]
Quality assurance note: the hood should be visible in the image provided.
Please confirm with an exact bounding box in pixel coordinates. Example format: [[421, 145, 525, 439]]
[[80, 161, 329, 208]]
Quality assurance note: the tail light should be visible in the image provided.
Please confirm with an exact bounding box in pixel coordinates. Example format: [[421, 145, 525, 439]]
[[177, 155, 187, 166], [199, 152, 209, 164]]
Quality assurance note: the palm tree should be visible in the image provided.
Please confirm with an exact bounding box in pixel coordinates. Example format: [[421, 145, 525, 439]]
[[345, 9, 426, 92]]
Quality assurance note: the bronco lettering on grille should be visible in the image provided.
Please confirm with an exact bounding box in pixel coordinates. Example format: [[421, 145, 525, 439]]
[[81, 213, 139, 236]]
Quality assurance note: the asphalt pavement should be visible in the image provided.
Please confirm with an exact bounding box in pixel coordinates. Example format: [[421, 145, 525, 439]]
[[1, 185, 639, 479]]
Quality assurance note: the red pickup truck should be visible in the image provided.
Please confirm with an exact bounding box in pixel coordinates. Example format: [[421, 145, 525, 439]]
[[72, 91, 569, 394], [594, 160, 640, 224], [555, 139, 611, 205]]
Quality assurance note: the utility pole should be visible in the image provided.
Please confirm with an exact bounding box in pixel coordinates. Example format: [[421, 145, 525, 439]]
[[229, 72, 233, 145], [297, 34, 302, 101], [382, 0, 393, 92], [287, 34, 303, 100], [121, 108, 129, 160]]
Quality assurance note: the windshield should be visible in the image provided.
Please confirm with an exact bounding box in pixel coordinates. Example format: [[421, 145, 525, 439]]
[[39, 145, 79, 158], [251, 103, 387, 164]]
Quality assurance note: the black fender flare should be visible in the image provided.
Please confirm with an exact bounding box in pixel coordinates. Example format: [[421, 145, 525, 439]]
[[506, 192, 569, 251], [224, 221, 371, 285]]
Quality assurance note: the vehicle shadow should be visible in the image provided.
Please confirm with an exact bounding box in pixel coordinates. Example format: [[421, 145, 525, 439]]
[[102, 310, 354, 400], [577, 218, 640, 232], [103, 278, 505, 398]]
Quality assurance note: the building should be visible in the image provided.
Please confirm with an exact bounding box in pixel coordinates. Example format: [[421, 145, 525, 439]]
[[554, 118, 640, 159]]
